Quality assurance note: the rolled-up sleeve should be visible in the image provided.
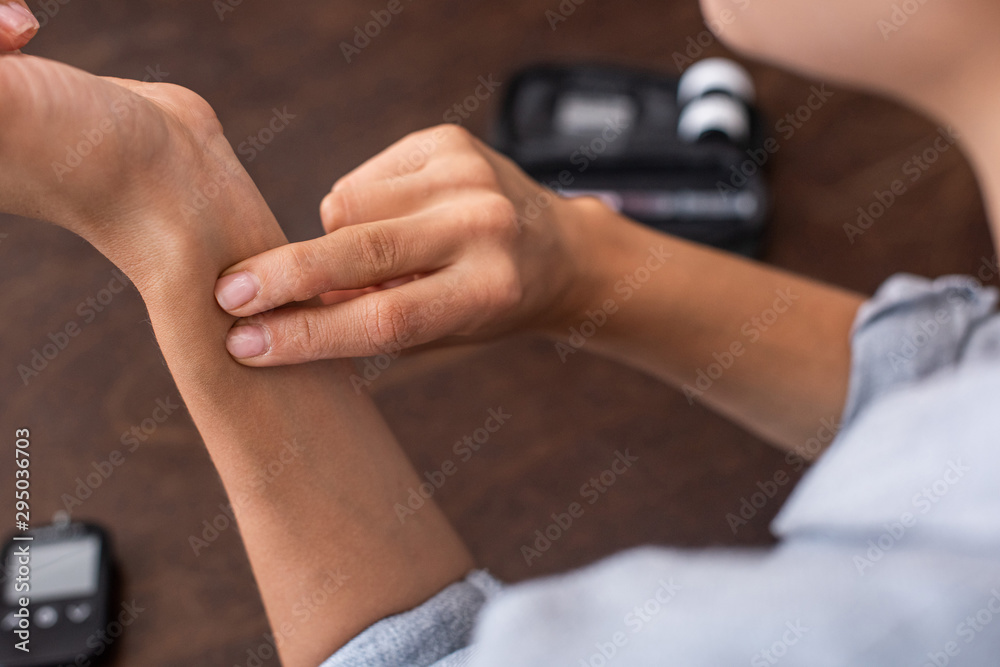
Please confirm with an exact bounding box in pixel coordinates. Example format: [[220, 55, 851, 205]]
[[840, 273, 997, 430], [319, 570, 502, 667]]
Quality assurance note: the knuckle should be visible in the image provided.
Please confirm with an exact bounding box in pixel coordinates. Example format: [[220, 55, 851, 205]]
[[443, 155, 499, 189], [490, 261, 524, 312], [323, 188, 355, 226], [288, 311, 330, 362], [265, 310, 328, 362], [397, 125, 449, 158], [458, 193, 518, 237], [398, 127, 429, 146], [392, 125, 470, 175], [319, 194, 339, 232], [431, 123, 472, 145], [573, 194, 608, 216], [360, 294, 411, 351], [284, 242, 329, 299], [286, 242, 315, 285], [352, 224, 400, 276]]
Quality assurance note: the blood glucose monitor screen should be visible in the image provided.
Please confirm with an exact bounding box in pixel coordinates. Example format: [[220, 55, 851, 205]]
[[3, 535, 101, 605]]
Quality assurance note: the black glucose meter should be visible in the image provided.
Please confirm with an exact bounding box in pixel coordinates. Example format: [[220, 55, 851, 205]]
[[1, 521, 115, 667]]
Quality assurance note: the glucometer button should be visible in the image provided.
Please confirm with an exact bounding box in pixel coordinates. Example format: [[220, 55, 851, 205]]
[[35, 605, 58, 629], [66, 603, 93, 623]]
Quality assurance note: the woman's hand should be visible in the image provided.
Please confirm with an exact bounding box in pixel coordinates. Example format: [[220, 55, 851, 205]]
[[0, 2, 38, 51], [215, 124, 594, 365]]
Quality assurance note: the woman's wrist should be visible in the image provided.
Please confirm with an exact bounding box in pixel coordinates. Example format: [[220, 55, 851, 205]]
[[535, 195, 646, 338]]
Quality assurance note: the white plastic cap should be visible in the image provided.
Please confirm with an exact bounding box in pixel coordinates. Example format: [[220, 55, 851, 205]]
[[677, 94, 751, 144], [677, 58, 756, 106]]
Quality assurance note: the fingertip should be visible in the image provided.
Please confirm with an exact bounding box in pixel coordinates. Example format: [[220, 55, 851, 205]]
[[0, 3, 38, 51], [0, 32, 28, 52], [215, 270, 261, 312], [319, 192, 340, 233], [225, 324, 271, 360]]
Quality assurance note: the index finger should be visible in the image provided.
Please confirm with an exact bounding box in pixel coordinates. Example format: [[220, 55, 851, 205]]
[[0, 2, 39, 52], [215, 211, 461, 317]]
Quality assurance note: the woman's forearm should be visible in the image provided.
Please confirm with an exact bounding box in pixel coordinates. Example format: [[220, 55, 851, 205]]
[[553, 199, 864, 456], [0, 52, 470, 665], [102, 168, 473, 667]]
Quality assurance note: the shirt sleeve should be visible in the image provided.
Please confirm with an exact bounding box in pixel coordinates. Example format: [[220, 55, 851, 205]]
[[839, 273, 997, 430], [318, 570, 503, 667], [463, 273, 1000, 666]]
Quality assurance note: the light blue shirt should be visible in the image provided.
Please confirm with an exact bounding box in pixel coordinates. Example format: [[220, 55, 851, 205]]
[[323, 273, 1000, 667]]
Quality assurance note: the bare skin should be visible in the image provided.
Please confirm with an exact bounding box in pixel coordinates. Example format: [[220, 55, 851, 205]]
[[213, 110, 862, 457], [212, 0, 1000, 457], [0, 54, 472, 667]]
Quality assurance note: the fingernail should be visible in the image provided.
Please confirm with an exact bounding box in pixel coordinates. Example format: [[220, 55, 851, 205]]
[[0, 3, 40, 36], [227, 325, 269, 359], [215, 271, 261, 311]]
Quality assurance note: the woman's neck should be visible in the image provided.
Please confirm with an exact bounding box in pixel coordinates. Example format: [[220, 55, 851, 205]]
[[905, 44, 1000, 251]]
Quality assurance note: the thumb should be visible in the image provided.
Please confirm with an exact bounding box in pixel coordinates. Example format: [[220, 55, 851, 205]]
[[0, 2, 38, 52]]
